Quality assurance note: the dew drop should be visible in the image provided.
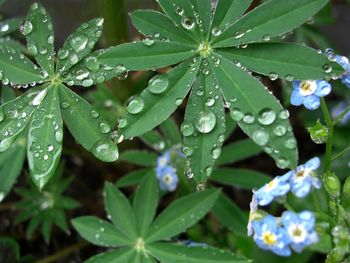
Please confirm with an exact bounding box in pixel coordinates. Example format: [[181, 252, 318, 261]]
[[285, 138, 296, 149], [99, 122, 111, 134], [262, 34, 271, 41], [258, 108, 276, 126], [269, 72, 278, 81], [60, 101, 70, 109], [0, 23, 9, 32], [70, 35, 88, 53], [285, 74, 295, 82], [0, 137, 13, 152], [142, 36, 154, 46], [243, 113, 255, 124], [20, 21, 33, 35], [212, 27, 222, 37], [92, 139, 119, 162], [234, 31, 245, 39], [230, 108, 243, 121], [181, 123, 194, 137], [175, 98, 183, 106], [127, 96, 144, 114], [148, 74, 169, 94], [212, 147, 221, 159], [84, 56, 100, 71], [27, 43, 38, 56], [0, 108, 4, 122], [276, 158, 289, 169], [279, 109, 290, 120], [58, 49, 69, 59], [118, 117, 127, 128], [195, 110, 216, 134], [273, 125, 287, 136], [252, 130, 269, 146], [90, 110, 100, 118], [32, 89, 47, 106], [181, 17, 195, 30], [82, 79, 93, 87], [182, 146, 193, 157], [206, 97, 215, 107], [323, 64, 332, 73]]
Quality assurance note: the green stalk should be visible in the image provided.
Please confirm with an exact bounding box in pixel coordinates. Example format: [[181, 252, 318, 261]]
[[320, 98, 334, 173]]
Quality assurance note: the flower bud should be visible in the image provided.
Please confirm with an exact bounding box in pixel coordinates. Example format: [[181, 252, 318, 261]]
[[324, 172, 340, 198], [308, 120, 328, 144]]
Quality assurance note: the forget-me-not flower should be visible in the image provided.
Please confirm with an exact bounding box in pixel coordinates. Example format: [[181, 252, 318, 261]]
[[156, 151, 170, 170], [335, 55, 350, 88], [331, 101, 350, 125], [289, 157, 321, 198], [252, 215, 291, 257], [254, 172, 292, 206], [291, 80, 332, 110], [156, 165, 178, 192], [281, 211, 318, 253]]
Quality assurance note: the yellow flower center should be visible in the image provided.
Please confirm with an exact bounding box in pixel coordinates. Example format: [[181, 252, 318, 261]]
[[262, 232, 277, 245], [163, 174, 172, 184], [299, 80, 317, 96], [266, 180, 276, 190]]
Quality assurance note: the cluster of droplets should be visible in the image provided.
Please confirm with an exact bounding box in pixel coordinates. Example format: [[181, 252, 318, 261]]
[[173, 5, 197, 31]]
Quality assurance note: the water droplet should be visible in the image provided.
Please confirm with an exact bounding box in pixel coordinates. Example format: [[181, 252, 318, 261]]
[[92, 139, 119, 162], [32, 89, 47, 106], [196, 183, 206, 191], [20, 21, 33, 35], [70, 35, 88, 53], [285, 74, 294, 82], [181, 17, 195, 30], [118, 117, 127, 128], [176, 6, 184, 16], [175, 98, 183, 106], [127, 96, 144, 114], [181, 123, 194, 136], [285, 138, 296, 149], [273, 125, 287, 136], [82, 79, 93, 87], [234, 31, 245, 39], [182, 146, 193, 157], [262, 34, 271, 41], [269, 72, 278, 81], [47, 35, 54, 44], [54, 129, 63, 143], [206, 97, 215, 107], [279, 109, 290, 120], [99, 122, 111, 134], [47, 145, 54, 152], [58, 49, 69, 59], [212, 27, 222, 37], [252, 130, 269, 146], [90, 110, 100, 118], [0, 108, 4, 122], [230, 108, 243, 121], [212, 147, 221, 159], [195, 110, 216, 134], [148, 74, 169, 94], [0, 23, 9, 32], [142, 36, 154, 46], [323, 64, 332, 73], [258, 108, 276, 126], [196, 89, 203, 96], [276, 158, 289, 169], [60, 101, 70, 109], [243, 113, 255, 124], [0, 137, 14, 152], [84, 56, 100, 71], [186, 168, 194, 179], [27, 43, 38, 56], [75, 70, 89, 80]]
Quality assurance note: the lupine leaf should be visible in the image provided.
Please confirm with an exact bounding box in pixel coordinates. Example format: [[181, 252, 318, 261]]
[[119, 150, 158, 167], [0, 45, 43, 84], [212, 193, 247, 236], [211, 168, 270, 189], [183, 67, 226, 183], [130, 10, 195, 45], [211, 0, 253, 34], [72, 216, 132, 247], [190, 0, 212, 37], [213, 55, 298, 169], [148, 242, 250, 263], [104, 182, 138, 239], [145, 189, 220, 242], [85, 248, 135, 263], [58, 84, 118, 162], [213, 0, 328, 47], [98, 41, 196, 71], [28, 86, 62, 190], [218, 43, 344, 80], [0, 38, 24, 52], [0, 18, 23, 37], [133, 174, 158, 236], [140, 130, 165, 151], [0, 86, 45, 153], [56, 18, 104, 74], [119, 59, 200, 139], [159, 118, 181, 146], [116, 168, 151, 187], [224, 113, 237, 140], [216, 139, 263, 166], [24, 3, 55, 75], [42, 211, 53, 243]]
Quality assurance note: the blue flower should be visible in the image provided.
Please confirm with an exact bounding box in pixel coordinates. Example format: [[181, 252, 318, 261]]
[[247, 193, 259, 236], [157, 151, 170, 169], [331, 101, 350, 125], [291, 80, 332, 110], [289, 157, 321, 198], [255, 172, 292, 206], [252, 215, 291, 257], [335, 55, 350, 88], [281, 211, 318, 253], [156, 165, 178, 192]]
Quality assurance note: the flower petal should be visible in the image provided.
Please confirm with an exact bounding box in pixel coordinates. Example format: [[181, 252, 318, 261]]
[[290, 90, 303, 106], [315, 80, 331, 97], [303, 95, 320, 110]]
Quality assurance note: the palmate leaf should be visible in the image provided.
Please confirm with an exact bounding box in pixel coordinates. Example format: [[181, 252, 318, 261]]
[[212, 55, 298, 169], [213, 0, 328, 47], [190, 0, 212, 37], [0, 18, 23, 37], [86, 248, 135, 263], [118, 59, 200, 139], [183, 67, 226, 182], [218, 43, 344, 80]]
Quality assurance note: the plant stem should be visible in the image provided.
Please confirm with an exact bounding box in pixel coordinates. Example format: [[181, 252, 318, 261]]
[[37, 241, 88, 263], [332, 144, 350, 161], [320, 98, 334, 172], [332, 105, 350, 125]]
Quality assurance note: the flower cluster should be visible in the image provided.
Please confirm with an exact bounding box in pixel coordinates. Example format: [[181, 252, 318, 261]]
[[156, 150, 179, 192], [255, 157, 321, 205], [252, 211, 318, 256]]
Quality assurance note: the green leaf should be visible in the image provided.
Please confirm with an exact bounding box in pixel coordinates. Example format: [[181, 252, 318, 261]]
[[119, 150, 158, 167], [211, 168, 270, 189], [56, 18, 104, 74], [62, 50, 125, 87], [0, 45, 43, 84], [212, 193, 248, 236], [0, 86, 45, 152], [216, 139, 263, 166], [148, 242, 250, 263], [224, 113, 237, 140], [104, 182, 138, 239], [160, 118, 181, 146], [86, 248, 135, 263], [145, 189, 220, 242], [133, 173, 158, 236], [116, 168, 151, 187], [98, 41, 196, 71], [58, 84, 118, 162], [190, 0, 212, 37], [211, 0, 253, 34], [0, 136, 26, 201], [183, 67, 226, 182], [213, 0, 328, 47], [53, 209, 69, 232], [72, 216, 132, 247], [119, 59, 200, 139], [218, 43, 344, 80], [42, 211, 53, 243], [130, 10, 195, 45], [140, 130, 165, 151], [27, 86, 62, 190], [26, 212, 43, 238], [0, 18, 23, 37], [25, 3, 55, 75], [213, 55, 298, 169]]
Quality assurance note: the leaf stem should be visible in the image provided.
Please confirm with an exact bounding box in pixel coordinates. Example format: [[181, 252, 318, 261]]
[[332, 144, 350, 161], [332, 104, 350, 126], [320, 98, 334, 172]]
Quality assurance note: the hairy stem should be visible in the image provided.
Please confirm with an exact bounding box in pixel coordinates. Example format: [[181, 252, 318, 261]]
[[321, 98, 334, 173]]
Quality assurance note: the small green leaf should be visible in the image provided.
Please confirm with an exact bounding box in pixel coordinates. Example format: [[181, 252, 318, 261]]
[[211, 168, 271, 189], [218, 43, 344, 80], [130, 10, 195, 45], [86, 248, 135, 263], [140, 130, 165, 151], [72, 216, 132, 247], [98, 41, 196, 71], [148, 242, 250, 263], [42, 211, 53, 243], [216, 139, 263, 166], [56, 18, 104, 74], [28, 86, 62, 190], [0, 45, 43, 84], [145, 189, 220, 242], [104, 182, 138, 239], [212, 193, 247, 236], [58, 84, 118, 162], [159, 118, 181, 146], [119, 150, 158, 167], [224, 113, 237, 140], [190, 0, 212, 37], [183, 68, 226, 182], [119, 59, 200, 139], [27, 212, 43, 238], [213, 0, 328, 47], [116, 168, 151, 188], [133, 173, 158, 236], [213, 55, 298, 169], [25, 3, 55, 75], [0, 18, 23, 37]]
